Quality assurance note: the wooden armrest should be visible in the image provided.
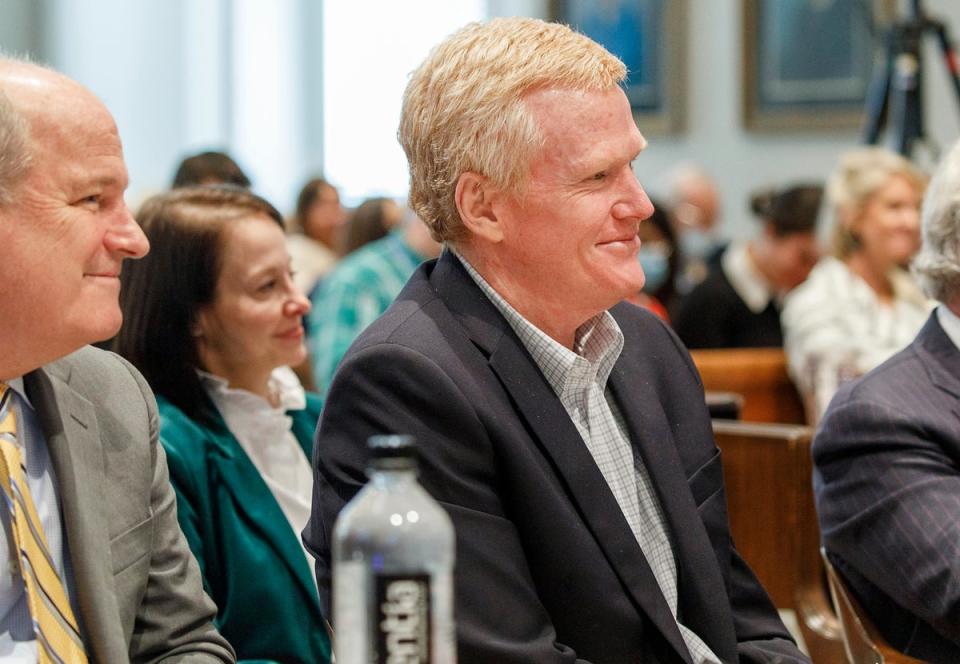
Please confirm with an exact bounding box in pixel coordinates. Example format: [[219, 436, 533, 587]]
[[821, 549, 925, 663]]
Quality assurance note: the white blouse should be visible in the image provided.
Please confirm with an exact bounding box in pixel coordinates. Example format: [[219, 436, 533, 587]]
[[782, 257, 933, 420], [199, 366, 316, 573]]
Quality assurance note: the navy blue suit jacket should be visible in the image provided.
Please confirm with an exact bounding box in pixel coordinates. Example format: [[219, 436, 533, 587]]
[[814, 312, 960, 662], [305, 252, 805, 663]]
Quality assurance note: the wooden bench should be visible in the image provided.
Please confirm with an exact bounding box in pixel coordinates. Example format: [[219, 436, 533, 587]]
[[713, 419, 842, 663], [692, 348, 806, 424], [821, 550, 925, 664]]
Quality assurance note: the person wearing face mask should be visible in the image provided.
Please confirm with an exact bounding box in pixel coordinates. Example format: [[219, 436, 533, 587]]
[[114, 186, 332, 664], [669, 165, 724, 292], [673, 184, 823, 350], [627, 201, 681, 321]]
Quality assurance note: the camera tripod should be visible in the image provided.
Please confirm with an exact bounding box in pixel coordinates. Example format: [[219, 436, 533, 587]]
[[862, 0, 960, 157]]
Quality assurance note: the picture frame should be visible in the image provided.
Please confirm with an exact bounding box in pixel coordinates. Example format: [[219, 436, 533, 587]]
[[742, 0, 893, 131], [550, 0, 687, 135]]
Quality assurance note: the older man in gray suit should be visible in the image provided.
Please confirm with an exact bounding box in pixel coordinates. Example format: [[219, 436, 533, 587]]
[[0, 59, 234, 662], [814, 139, 960, 663]]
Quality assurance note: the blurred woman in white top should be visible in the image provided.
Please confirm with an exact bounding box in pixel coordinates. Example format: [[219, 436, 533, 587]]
[[783, 147, 932, 420]]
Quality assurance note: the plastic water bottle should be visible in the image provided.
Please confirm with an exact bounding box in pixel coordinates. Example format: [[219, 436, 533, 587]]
[[332, 435, 456, 663]]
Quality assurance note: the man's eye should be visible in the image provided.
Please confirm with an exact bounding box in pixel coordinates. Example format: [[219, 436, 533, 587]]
[[258, 280, 278, 292], [591, 171, 607, 181]]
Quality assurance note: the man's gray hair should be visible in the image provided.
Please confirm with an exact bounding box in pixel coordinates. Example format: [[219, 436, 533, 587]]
[[913, 139, 960, 304], [0, 59, 33, 206]]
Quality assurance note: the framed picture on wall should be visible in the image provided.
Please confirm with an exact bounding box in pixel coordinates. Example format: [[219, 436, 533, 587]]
[[551, 0, 687, 135], [742, 0, 893, 131]]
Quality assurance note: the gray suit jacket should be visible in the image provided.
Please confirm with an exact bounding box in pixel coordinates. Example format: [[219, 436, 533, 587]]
[[23, 346, 234, 664], [814, 312, 960, 662]]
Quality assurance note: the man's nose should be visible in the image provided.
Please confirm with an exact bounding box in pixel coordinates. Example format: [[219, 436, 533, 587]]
[[613, 174, 654, 222], [105, 205, 149, 259]]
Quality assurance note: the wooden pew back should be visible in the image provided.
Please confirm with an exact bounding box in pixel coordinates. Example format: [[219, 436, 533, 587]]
[[692, 348, 806, 424], [713, 419, 842, 662], [821, 550, 925, 664]]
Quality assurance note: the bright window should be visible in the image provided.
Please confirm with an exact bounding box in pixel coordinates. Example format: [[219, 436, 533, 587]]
[[322, 0, 486, 205]]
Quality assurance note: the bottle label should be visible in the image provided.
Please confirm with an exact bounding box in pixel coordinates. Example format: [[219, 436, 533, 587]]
[[374, 573, 432, 663]]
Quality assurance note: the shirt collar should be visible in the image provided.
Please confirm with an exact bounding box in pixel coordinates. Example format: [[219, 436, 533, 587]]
[[450, 248, 624, 398], [197, 366, 306, 413], [937, 304, 960, 351], [5, 377, 31, 410], [722, 241, 777, 313]]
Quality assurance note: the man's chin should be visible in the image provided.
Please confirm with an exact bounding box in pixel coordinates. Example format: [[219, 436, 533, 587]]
[[81, 311, 124, 347]]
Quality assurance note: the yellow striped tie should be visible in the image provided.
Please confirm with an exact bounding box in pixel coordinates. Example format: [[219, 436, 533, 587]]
[[0, 383, 87, 664]]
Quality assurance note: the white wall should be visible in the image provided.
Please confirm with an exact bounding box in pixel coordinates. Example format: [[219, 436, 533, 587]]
[[0, 0, 41, 56], [43, 0, 192, 204], [3, 0, 322, 210]]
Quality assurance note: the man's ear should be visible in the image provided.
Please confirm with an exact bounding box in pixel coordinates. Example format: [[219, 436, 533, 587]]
[[455, 171, 504, 243]]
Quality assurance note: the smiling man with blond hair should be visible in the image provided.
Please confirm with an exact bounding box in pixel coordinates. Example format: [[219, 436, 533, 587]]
[[306, 18, 806, 663]]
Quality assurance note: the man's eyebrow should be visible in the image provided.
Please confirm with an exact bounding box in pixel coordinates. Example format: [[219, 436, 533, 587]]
[[83, 174, 126, 190]]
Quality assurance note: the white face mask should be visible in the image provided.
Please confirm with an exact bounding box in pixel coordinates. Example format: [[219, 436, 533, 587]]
[[680, 227, 715, 260], [638, 244, 671, 293]]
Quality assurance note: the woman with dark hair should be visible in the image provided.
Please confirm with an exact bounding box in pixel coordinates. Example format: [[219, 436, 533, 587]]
[[673, 183, 824, 349], [115, 186, 331, 664], [339, 196, 404, 256], [287, 177, 345, 295]]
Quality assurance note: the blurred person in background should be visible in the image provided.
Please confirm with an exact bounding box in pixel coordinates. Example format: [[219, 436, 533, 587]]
[[308, 208, 440, 397], [674, 183, 822, 349], [669, 164, 724, 292], [172, 150, 251, 189], [287, 177, 346, 296], [783, 147, 931, 420], [626, 200, 681, 321], [339, 195, 404, 256], [115, 186, 331, 664]]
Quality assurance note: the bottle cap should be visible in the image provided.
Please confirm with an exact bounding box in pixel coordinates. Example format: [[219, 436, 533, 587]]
[[368, 434, 417, 469]]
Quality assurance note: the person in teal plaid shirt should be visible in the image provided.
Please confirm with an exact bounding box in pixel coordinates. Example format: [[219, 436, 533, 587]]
[[308, 211, 440, 396]]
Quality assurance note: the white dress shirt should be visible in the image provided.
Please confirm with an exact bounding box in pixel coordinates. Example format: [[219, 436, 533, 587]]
[[936, 304, 960, 350], [0, 378, 77, 662], [199, 367, 316, 576], [722, 241, 779, 313]]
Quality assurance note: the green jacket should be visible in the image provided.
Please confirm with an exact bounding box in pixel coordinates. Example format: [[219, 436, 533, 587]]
[[158, 393, 331, 664]]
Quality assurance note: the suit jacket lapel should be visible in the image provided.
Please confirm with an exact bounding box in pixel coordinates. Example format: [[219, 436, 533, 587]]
[[203, 411, 320, 611], [431, 253, 693, 662], [25, 363, 126, 664], [608, 363, 738, 663], [916, 313, 960, 403]]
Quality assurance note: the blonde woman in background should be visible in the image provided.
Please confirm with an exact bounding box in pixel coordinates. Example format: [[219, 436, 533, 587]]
[[783, 147, 932, 420]]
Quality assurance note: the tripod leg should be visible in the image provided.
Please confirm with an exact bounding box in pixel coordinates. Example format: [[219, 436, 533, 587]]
[[892, 51, 923, 155], [863, 32, 894, 144], [933, 22, 960, 114]]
